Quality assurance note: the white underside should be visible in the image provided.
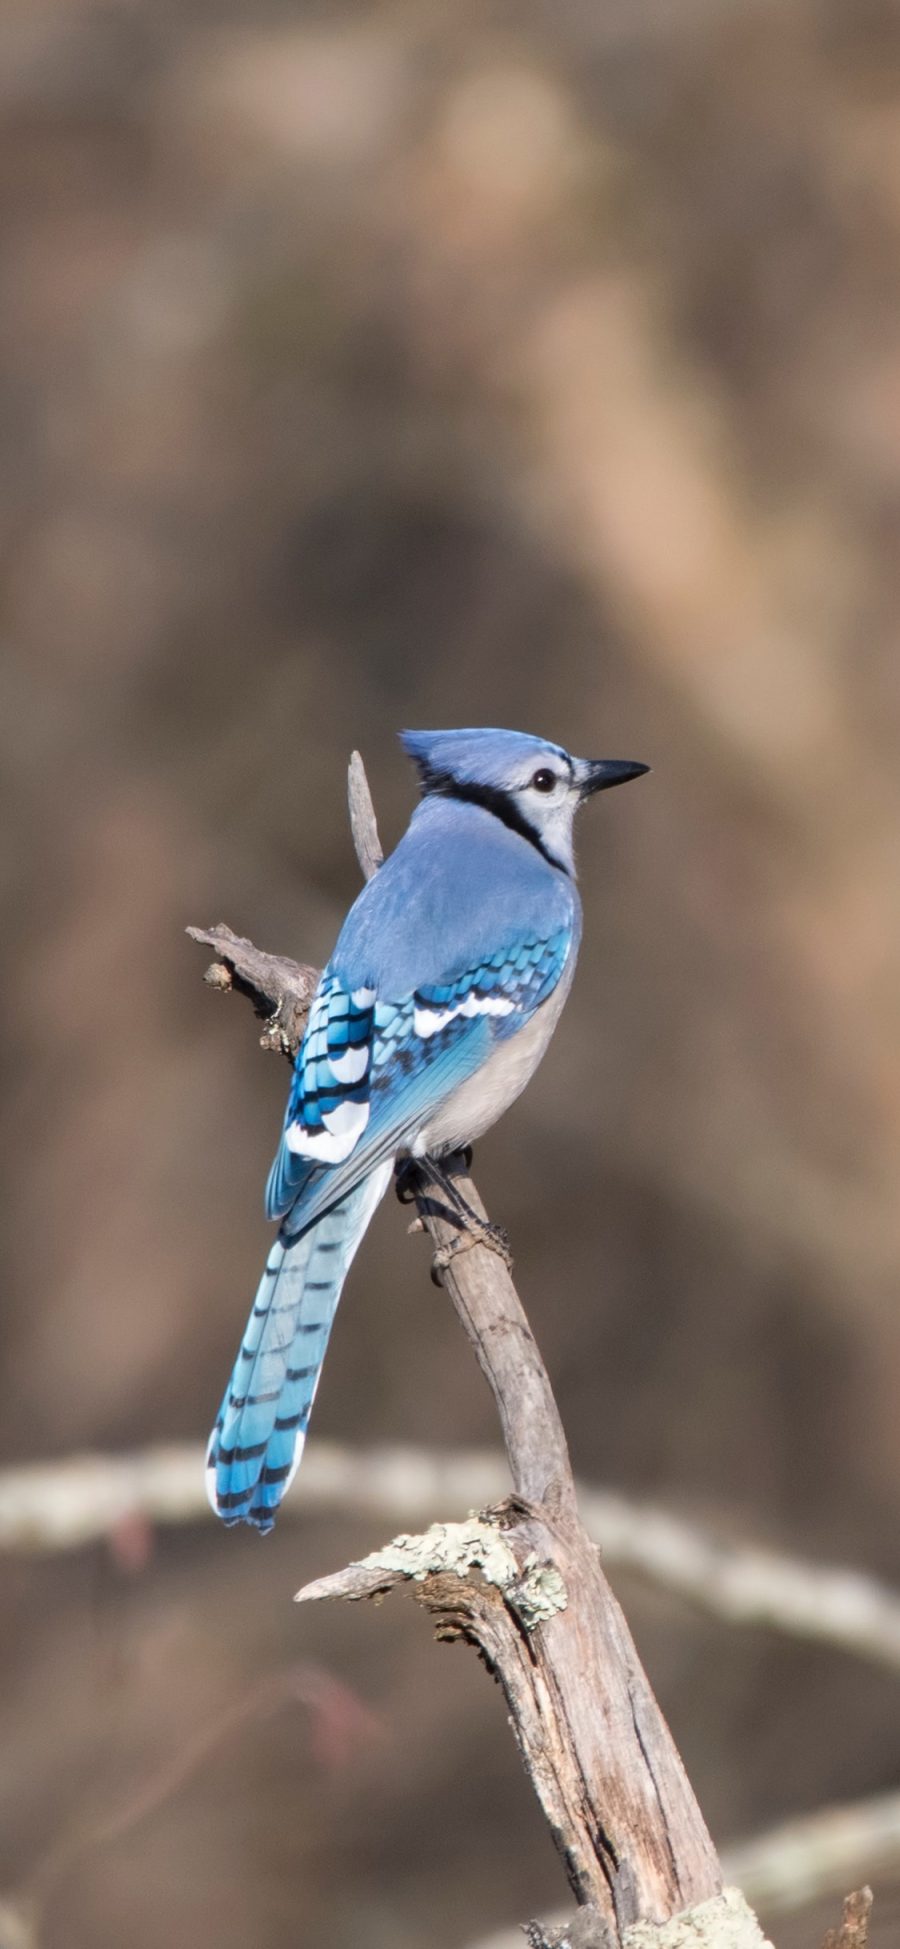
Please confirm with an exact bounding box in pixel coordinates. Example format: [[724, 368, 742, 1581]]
[[413, 957, 575, 1156]]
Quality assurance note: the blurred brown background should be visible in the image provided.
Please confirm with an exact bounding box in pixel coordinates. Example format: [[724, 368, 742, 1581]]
[[3, 0, 900, 1943]]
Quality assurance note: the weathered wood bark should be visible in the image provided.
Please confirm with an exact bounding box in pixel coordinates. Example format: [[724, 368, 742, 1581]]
[[191, 753, 754, 1945], [349, 1161, 725, 1928]]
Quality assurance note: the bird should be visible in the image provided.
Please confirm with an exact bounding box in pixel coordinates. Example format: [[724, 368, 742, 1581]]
[[206, 727, 648, 1531]]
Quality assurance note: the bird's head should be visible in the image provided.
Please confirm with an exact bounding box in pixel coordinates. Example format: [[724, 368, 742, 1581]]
[[400, 727, 648, 875]]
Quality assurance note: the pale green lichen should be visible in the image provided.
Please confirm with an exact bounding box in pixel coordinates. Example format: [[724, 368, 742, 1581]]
[[622, 1889, 774, 1949], [352, 1517, 568, 1630], [509, 1556, 569, 1629]]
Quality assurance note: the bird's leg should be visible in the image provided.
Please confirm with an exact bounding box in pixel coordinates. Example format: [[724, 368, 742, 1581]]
[[394, 1156, 424, 1206], [395, 1148, 473, 1205], [425, 1152, 494, 1232], [396, 1151, 512, 1283]]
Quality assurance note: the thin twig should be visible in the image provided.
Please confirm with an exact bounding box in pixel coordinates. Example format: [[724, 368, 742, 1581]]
[[3, 1663, 378, 1945], [347, 748, 384, 880], [186, 923, 318, 1054]]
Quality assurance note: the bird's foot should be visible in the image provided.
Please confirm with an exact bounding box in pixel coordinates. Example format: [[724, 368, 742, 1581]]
[[429, 1216, 513, 1286], [395, 1152, 511, 1283]]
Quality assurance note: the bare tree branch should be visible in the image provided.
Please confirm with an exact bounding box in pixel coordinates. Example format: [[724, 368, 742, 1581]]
[[186, 922, 318, 1055], [347, 747, 384, 881], [6, 1441, 900, 1687], [186, 753, 729, 1937]]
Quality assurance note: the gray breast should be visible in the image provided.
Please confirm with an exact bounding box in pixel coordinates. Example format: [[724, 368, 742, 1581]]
[[413, 958, 575, 1157]]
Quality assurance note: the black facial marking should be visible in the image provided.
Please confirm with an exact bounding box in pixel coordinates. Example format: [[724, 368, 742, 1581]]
[[421, 771, 570, 874]]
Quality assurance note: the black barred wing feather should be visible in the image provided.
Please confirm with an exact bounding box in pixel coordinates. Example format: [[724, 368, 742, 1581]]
[[266, 975, 375, 1219], [409, 933, 569, 1037], [266, 930, 571, 1227]]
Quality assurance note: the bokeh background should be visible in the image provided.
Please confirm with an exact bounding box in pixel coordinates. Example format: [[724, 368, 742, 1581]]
[[3, 0, 900, 1943]]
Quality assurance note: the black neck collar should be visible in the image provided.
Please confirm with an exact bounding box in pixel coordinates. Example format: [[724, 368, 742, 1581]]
[[422, 773, 570, 875]]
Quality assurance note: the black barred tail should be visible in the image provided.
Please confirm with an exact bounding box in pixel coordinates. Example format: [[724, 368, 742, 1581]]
[[206, 1164, 391, 1531]]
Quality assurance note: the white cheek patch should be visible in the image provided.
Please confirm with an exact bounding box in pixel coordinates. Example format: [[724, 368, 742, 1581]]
[[329, 1045, 369, 1084], [414, 992, 516, 1039], [285, 1099, 370, 1162]]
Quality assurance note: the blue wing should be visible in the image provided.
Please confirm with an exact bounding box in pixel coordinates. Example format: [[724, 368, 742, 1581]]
[[266, 929, 571, 1235]]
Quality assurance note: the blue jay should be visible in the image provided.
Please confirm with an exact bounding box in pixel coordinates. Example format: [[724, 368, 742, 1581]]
[[207, 728, 648, 1531]]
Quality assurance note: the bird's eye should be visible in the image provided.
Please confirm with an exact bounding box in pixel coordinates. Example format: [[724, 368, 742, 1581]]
[[531, 769, 557, 793]]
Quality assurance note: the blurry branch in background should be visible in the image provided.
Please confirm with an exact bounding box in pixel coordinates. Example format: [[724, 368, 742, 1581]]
[[466, 1801, 889, 1946], [0, 1664, 378, 1949], [725, 1795, 894, 1916], [6, 1441, 900, 1677]]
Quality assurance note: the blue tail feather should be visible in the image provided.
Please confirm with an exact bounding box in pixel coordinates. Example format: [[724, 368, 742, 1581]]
[[207, 1164, 391, 1532]]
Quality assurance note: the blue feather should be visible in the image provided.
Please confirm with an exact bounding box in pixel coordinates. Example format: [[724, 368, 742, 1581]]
[[207, 1166, 391, 1531]]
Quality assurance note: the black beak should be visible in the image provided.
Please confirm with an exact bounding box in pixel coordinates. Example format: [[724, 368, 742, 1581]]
[[579, 759, 650, 799]]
